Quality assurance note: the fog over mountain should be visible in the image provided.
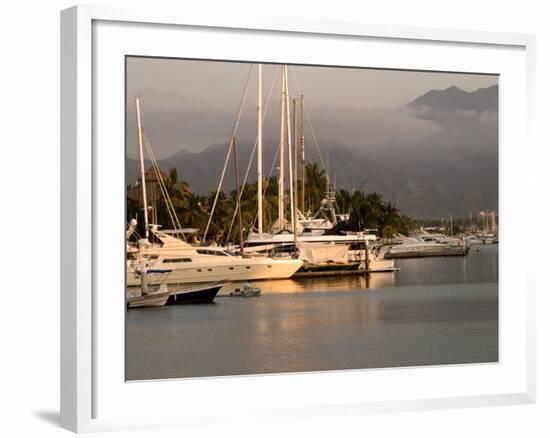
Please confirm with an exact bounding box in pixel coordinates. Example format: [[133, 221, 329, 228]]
[[127, 66, 498, 219]]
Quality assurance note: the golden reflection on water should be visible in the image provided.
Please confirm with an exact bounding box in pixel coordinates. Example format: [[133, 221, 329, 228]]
[[220, 272, 396, 296]]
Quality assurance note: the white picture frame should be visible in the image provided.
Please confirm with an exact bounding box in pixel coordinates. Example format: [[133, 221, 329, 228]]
[[60, 5, 536, 433]]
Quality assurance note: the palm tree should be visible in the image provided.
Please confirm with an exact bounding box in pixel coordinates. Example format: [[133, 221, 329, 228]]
[[379, 202, 402, 238], [181, 193, 207, 230], [304, 162, 327, 212]]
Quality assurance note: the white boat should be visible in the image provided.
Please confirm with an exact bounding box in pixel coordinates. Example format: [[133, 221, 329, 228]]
[[127, 97, 303, 287], [386, 237, 468, 259], [465, 235, 483, 245], [366, 244, 397, 272], [230, 283, 261, 297], [127, 291, 170, 308], [245, 231, 396, 272], [414, 232, 464, 247], [127, 279, 228, 307], [127, 229, 303, 287], [244, 230, 377, 254]]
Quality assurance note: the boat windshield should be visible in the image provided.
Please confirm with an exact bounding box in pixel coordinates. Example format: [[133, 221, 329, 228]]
[[196, 249, 230, 256]]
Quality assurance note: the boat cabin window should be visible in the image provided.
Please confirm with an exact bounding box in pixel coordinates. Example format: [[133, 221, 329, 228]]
[[162, 258, 192, 263], [197, 249, 229, 256]]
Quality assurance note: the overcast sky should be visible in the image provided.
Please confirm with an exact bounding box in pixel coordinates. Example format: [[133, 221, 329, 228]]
[[126, 57, 498, 159]]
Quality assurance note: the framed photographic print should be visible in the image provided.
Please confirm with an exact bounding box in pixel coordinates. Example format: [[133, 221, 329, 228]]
[[61, 5, 536, 432]]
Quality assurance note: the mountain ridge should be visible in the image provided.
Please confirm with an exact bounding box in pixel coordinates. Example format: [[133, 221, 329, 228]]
[[126, 84, 498, 219]]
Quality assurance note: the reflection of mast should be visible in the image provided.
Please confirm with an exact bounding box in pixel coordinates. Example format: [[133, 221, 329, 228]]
[[278, 66, 285, 229], [257, 64, 263, 237], [135, 97, 149, 238]]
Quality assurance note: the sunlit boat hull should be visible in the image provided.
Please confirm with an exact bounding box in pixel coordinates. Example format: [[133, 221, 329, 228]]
[[127, 258, 303, 287]]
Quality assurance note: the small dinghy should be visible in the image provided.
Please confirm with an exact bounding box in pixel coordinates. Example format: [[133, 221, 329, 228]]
[[127, 284, 171, 308], [230, 282, 261, 297], [127, 268, 227, 308]]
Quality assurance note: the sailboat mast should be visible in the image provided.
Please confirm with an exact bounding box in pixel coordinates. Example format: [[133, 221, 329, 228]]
[[278, 65, 286, 230], [135, 97, 149, 238], [285, 66, 296, 234], [232, 136, 244, 252], [293, 97, 298, 217], [300, 94, 305, 213], [257, 64, 263, 237]]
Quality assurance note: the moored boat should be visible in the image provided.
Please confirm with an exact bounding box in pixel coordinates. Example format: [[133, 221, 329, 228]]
[[385, 237, 468, 259], [230, 283, 262, 297], [127, 229, 303, 286], [167, 282, 226, 304]]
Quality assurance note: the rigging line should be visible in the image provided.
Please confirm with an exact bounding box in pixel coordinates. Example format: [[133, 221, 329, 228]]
[[225, 67, 278, 246], [288, 67, 329, 180], [143, 132, 177, 226], [132, 132, 140, 189], [203, 64, 254, 242], [246, 98, 281, 234], [248, 102, 282, 232], [247, 121, 280, 234], [143, 132, 181, 231], [142, 130, 182, 231], [144, 139, 178, 231]]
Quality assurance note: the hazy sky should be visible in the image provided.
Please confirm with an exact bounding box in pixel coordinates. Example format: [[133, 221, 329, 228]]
[[126, 57, 498, 159]]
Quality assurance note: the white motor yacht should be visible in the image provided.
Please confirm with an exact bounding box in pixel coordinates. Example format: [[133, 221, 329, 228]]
[[127, 229, 303, 287], [386, 237, 467, 259]]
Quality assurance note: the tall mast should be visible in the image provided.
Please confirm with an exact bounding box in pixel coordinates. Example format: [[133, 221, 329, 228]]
[[135, 97, 149, 238], [293, 97, 298, 218], [232, 136, 244, 252], [278, 65, 286, 230], [257, 64, 263, 237], [285, 66, 296, 234], [300, 95, 305, 213]]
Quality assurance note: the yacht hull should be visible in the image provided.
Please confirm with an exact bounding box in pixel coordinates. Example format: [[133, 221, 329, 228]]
[[385, 246, 468, 259], [166, 284, 222, 304], [127, 259, 303, 287], [368, 259, 397, 272]]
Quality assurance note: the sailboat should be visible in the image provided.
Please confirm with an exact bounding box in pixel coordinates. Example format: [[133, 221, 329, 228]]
[[240, 65, 391, 273], [126, 94, 303, 287]]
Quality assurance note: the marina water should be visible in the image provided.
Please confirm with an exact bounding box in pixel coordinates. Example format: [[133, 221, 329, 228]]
[[126, 244, 498, 380]]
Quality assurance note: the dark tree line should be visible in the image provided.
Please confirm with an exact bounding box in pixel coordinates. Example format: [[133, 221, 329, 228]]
[[127, 163, 416, 243]]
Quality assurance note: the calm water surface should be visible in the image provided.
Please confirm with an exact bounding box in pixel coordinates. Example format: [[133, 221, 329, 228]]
[[126, 244, 498, 380]]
